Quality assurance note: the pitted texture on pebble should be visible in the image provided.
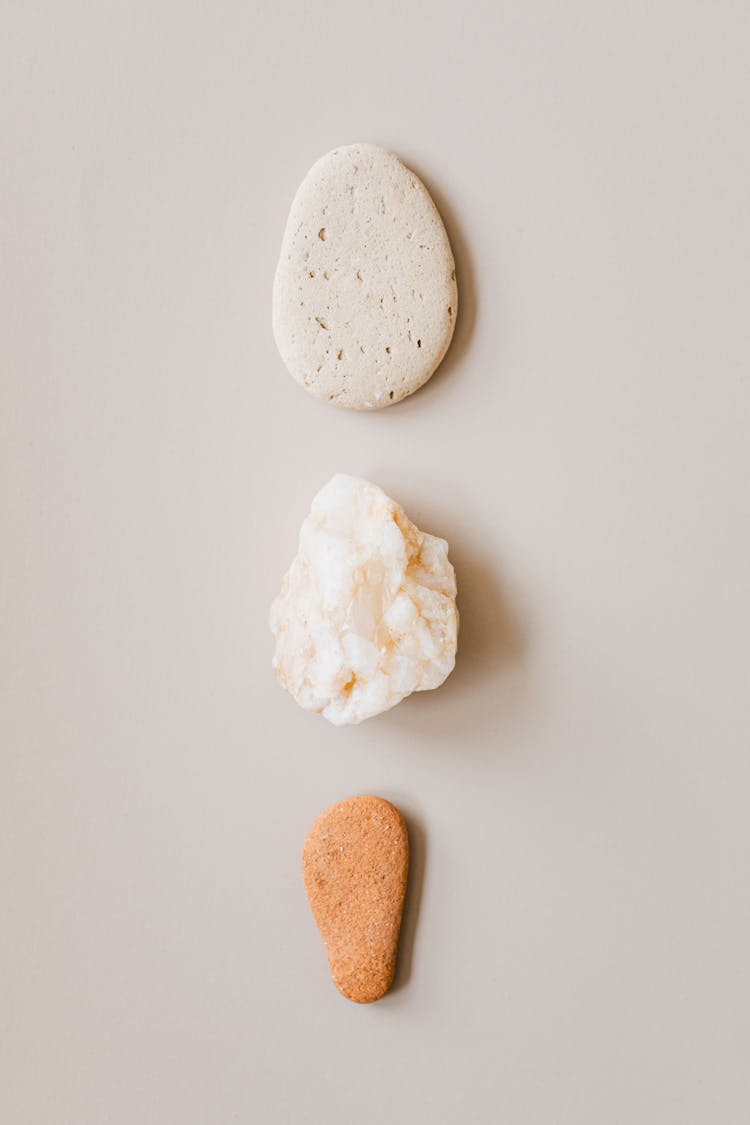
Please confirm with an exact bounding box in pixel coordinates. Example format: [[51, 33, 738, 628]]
[[302, 795, 409, 1003], [272, 144, 457, 409], [269, 475, 459, 725]]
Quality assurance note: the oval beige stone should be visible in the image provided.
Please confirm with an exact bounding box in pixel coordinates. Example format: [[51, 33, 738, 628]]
[[302, 795, 409, 1003], [273, 143, 457, 410]]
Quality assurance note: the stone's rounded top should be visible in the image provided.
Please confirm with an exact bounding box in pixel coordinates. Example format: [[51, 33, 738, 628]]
[[272, 144, 457, 410], [269, 475, 459, 725]]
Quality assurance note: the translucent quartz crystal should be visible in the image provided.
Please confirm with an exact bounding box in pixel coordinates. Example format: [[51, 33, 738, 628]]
[[270, 475, 459, 725]]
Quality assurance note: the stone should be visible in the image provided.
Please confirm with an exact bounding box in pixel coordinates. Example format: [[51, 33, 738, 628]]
[[269, 474, 459, 725], [272, 143, 457, 409], [302, 795, 409, 1003]]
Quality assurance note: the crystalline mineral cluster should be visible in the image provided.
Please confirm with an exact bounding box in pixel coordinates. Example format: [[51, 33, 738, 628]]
[[270, 475, 459, 725]]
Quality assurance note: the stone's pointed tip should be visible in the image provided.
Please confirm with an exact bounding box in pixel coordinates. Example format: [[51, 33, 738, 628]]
[[302, 795, 409, 1004]]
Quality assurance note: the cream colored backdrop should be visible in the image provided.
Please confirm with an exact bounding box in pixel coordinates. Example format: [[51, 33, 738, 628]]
[[2, 2, 749, 1122]]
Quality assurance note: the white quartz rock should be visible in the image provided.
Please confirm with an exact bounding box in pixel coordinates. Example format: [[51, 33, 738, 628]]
[[270, 475, 459, 725]]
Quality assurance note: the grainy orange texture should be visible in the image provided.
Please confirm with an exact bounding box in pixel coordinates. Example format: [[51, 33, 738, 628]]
[[302, 796, 409, 1003]]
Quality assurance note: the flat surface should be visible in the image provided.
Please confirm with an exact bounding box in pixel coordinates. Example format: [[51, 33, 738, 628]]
[[2, 3, 749, 1122]]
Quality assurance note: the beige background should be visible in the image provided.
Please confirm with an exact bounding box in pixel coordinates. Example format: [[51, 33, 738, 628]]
[[2, 2, 750, 1122]]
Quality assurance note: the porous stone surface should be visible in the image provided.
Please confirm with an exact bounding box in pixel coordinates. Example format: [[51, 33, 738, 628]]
[[273, 144, 457, 409]]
